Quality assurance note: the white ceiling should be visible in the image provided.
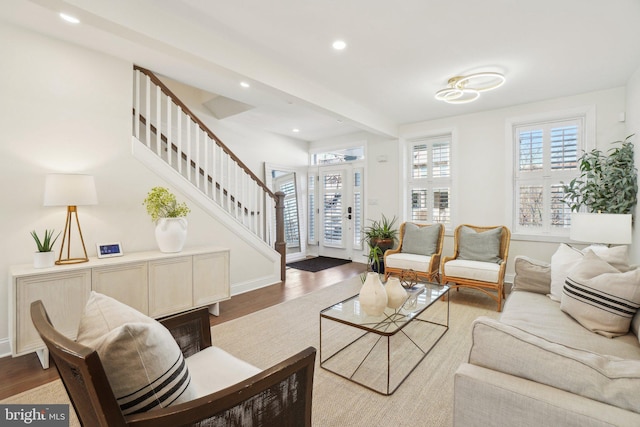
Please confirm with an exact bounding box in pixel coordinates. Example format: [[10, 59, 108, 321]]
[[3, 0, 640, 141]]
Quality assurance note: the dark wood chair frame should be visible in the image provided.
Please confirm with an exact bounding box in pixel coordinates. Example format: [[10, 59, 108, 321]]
[[383, 222, 445, 283], [440, 224, 511, 312], [30, 301, 316, 427]]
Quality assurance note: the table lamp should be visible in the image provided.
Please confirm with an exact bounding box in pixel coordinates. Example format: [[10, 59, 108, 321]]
[[570, 212, 632, 245], [44, 174, 98, 264]]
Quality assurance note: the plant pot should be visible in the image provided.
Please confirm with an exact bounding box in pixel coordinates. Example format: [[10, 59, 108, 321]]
[[370, 238, 394, 253], [359, 272, 387, 316], [155, 218, 188, 253], [371, 259, 385, 274], [33, 251, 56, 269]]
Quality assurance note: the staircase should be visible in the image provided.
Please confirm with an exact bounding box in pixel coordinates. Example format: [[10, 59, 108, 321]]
[[131, 66, 286, 281]]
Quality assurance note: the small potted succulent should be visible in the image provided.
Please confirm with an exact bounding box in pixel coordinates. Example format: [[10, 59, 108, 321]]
[[143, 187, 191, 253], [31, 229, 60, 268]]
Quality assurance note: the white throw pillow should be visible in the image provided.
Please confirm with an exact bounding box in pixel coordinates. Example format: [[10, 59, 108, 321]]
[[76, 292, 196, 415], [585, 244, 630, 272], [561, 251, 640, 338], [549, 244, 583, 301], [549, 244, 630, 302]]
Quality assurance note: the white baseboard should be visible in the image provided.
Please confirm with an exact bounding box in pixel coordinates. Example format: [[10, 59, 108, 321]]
[[231, 275, 280, 296], [0, 338, 11, 358]]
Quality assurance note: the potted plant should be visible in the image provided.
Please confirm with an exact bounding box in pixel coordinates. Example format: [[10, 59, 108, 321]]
[[363, 214, 398, 252], [562, 135, 637, 243], [363, 214, 398, 273], [143, 187, 191, 253], [367, 244, 385, 273], [31, 229, 60, 268], [562, 135, 637, 214]]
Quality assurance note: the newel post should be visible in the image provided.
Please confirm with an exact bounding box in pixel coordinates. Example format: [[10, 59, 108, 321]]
[[274, 191, 286, 282]]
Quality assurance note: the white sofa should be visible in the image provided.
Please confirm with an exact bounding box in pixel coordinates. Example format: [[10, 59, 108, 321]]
[[454, 253, 640, 427]]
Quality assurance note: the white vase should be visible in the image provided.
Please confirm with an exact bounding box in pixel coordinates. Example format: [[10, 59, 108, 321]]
[[33, 251, 56, 269], [359, 272, 388, 316], [385, 276, 407, 309], [155, 218, 188, 253]]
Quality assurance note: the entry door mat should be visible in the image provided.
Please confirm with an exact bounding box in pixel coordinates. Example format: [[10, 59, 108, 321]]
[[287, 256, 352, 273]]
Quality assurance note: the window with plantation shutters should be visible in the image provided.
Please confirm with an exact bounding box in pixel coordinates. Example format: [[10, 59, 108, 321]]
[[514, 119, 582, 235], [408, 136, 452, 227]]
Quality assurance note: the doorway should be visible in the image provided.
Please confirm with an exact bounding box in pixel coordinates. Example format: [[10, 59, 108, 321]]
[[313, 163, 364, 260]]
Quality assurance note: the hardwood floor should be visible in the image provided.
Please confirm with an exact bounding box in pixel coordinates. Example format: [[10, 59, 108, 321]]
[[0, 261, 366, 400]]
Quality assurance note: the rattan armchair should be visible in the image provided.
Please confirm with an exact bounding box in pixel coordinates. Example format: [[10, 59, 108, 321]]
[[384, 222, 444, 283], [441, 224, 511, 311], [30, 301, 316, 427]]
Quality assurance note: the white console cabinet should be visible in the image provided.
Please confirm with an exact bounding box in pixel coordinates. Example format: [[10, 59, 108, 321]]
[[9, 247, 229, 368]]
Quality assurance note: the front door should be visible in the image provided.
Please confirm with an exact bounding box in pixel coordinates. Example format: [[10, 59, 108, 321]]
[[316, 164, 364, 260]]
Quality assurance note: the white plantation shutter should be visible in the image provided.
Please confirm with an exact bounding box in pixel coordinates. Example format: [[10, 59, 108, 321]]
[[514, 119, 582, 235], [408, 136, 452, 227]]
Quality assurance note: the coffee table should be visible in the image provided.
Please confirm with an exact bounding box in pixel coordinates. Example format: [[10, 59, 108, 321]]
[[319, 282, 449, 395]]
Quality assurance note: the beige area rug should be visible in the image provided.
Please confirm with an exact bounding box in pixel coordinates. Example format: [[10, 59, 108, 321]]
[[0, 277, 500, 427]]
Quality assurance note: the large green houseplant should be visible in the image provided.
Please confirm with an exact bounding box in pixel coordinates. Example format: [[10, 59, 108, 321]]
[[363, 214, 398, 251], [562, 135, 637, 214], [363, 214, 398, 273]]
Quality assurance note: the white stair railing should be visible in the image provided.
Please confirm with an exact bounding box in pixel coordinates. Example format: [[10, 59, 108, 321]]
[[132, 66, 286, 278]]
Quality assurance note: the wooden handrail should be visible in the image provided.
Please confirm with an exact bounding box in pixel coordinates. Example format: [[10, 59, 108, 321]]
[[134, 65, 276, 201], [134, 111, 259, 215]]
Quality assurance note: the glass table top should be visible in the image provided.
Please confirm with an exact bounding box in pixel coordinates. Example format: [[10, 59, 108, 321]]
[[320, 282, 449, 335]]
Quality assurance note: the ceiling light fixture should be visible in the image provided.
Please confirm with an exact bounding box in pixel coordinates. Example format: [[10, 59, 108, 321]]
[[240, 81, 250, 88], [59, 12, 80, 24], [292, 128, 300, 133], [332, 40, 347, 50], [435, 72, 505, 104]]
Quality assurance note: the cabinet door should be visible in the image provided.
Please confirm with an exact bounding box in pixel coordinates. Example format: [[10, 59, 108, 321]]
[[193, 251, 230, 306], [92, 262, 148, 314], [148, 256, 192, 317], [15, 270, 91, 355]]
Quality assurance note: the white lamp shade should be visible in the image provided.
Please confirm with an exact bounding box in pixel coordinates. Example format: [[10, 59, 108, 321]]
[[43, 174, 98, 206], [570, 212, 632, 245]]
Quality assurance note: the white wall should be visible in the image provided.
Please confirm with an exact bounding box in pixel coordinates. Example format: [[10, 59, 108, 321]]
[[401, 87, 627, 275], [0, 23, 304, 356], [310, 89, 628, 275], [156, 76, 309, 179], [626, 64, 640, 265]]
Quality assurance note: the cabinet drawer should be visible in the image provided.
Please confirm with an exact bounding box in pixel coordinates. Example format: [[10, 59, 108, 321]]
[[92, 262, 148, 314], [15, 270, 91, 354], [148, 256, 193, 317]]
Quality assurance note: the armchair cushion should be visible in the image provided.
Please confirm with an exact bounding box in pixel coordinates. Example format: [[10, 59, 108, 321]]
[[76, 292, 196, 415], [401, 223, 441, 256], [444, 259, 500, 283], [561, 251, 640, 338], [186, 346, 261, 397], [386, 253, 432, 272], [457, 226, 502, 263]]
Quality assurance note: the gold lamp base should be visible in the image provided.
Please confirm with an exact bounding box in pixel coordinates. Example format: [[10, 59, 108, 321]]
[[56, 206, 90, 265]]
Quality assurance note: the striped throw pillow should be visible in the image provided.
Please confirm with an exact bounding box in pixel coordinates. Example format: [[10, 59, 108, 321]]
[[76, 292, 196, 415], [561, 251, 640, 338]]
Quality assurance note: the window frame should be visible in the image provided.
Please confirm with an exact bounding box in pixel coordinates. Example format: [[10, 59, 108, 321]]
[[506, 106, 595, 241]]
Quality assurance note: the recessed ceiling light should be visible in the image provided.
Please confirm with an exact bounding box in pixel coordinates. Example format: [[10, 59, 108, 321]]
[[240, 81, 250, 88], [292, 128, 300, 133], [332, 40, 347, 50], [59, 13, 80, 24]]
